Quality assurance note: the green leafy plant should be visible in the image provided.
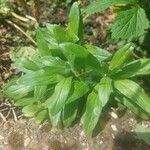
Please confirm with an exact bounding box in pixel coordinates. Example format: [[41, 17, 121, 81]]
[[85, 0, 150, 40], [4, 2, 150, 135]]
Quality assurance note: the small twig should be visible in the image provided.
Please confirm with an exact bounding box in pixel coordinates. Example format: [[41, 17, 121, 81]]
[[5, 109, 11, 119], [5, 19, 37, 46], [0, 112, 7, 122], [11, 108, 18, 122], [11, 12, 29, 22], [26, 15, 37, 22]]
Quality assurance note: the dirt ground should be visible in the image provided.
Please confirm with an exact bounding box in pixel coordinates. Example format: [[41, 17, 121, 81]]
[[0, 110, 150, 150], [0, 1, 150, 150]]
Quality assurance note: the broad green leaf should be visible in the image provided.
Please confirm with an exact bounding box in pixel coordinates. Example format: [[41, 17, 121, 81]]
[[135, 124, 150, 145], [66, 81, 89, 104], [19, 70, 64, 86], [15, 57, 39, 73], [114, 79, 150, 114], [34, 85, 47, 100], [112, 7, 149, 40], [22, 105, 43, 117], [36, 29, 51, 56], [15, 97, 37, 106], [59, 43, 89, 58], [109, 44, 134, 71], [62, 101, 78, 127], [48, 77, 72, 115], [113, 59, 150, 79], [98, 77, 112, 107], [68, 2, 83, 41], [5, 84, 33, 100], [82, 87, 102, 135], [39, 56, 71, 74], [85, 45, 112, 62], [35, 109, 48, 124], [115, 95, 150, 120], [84, 0, 137, 15]]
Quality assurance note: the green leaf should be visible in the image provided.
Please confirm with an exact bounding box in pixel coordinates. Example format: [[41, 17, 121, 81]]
[[82, 87, 102, 135], [115, 95, 150, 120], [39, 56, 71, 74], [114, 79, 150, 114], [49, 111, 61, 127], [85, 45, 112, 62], [53, 25, 70, 43], [22, 105, 43, 117], [84, 0, 137, 15], [66, 81, 89, 104], [112, 7, 149, 40], [5, 84, 33, 100], [35, 109, 48, 124], [68, 2, 83, 41], [15, 57, 39, 73], [19, 70, 64, 86], [48, 77, 72, 115], [62, 101, 78, 127], [59, 43, 89, 58], [113, 59, 150, 79], [109, 44, 134, 71], [36, 29, 51, 56], [15, 97, 37, 106], [34, 85, 47, 100], [98, 77, 112, 107]]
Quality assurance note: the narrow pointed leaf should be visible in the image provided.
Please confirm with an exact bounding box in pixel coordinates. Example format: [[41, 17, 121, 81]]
[[114, 79, 150, 114], [98, 77, 112, 107], [48, 77, 72, 115], [36, 29, 51, 56], [113, 59, 150, 79], [19, 70, 64, 86], [40, 56, 71, 74], [22, 105, 43, 117], [109, 44, 134, 71], [15, 57, 39, 73], [85, 45, 112, 62], [68, 2, 83, 40], [59, 43, 89, 58], [15, 97, 37, 106], [5, 84, 33, 100], [34, 85, 47, 100], [82, 87, 102, 135], [62, 101, 78, 127], [115, 95, 150, 120], [66, 81, 89, 104]]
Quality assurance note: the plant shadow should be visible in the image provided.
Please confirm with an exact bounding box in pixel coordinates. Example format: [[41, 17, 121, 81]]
[[112, 131, 150, 150]]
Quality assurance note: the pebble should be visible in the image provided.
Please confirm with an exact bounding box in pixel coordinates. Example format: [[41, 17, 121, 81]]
[[111, 125, 118, 132]]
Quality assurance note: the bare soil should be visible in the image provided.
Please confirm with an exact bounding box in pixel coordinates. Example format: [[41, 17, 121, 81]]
[[0, 111, 150, 150]]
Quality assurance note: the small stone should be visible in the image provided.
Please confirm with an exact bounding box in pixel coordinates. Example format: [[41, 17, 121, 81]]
[[111, 112, 118, 119], [111, 125, 118, 132]]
